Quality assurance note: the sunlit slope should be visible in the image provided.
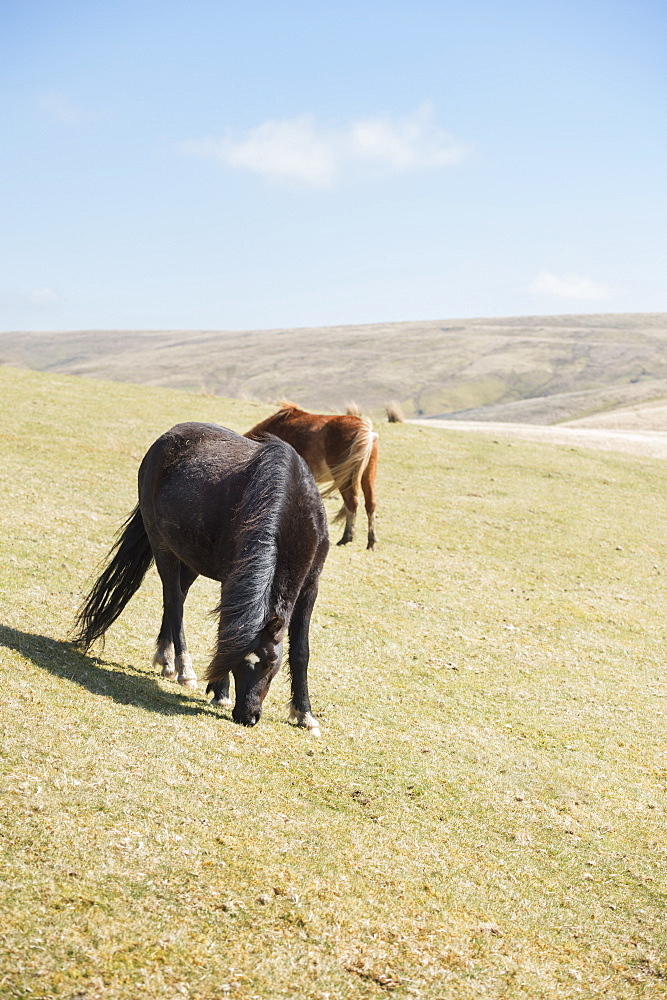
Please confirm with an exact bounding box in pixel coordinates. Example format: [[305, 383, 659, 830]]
[[1, 365, 666, 999], [2, 311, 667, 422]]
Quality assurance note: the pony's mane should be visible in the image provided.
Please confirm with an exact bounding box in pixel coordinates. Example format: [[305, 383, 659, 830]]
[[276, 399, 303, 415], [206, 436, 298, 681]]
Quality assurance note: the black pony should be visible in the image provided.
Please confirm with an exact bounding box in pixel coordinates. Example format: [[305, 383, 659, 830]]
[[72, 422, 329, 731]]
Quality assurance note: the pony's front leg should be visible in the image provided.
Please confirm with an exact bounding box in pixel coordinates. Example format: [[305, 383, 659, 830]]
[[207, 673, 232, 709], [287, 582, 321, 735]]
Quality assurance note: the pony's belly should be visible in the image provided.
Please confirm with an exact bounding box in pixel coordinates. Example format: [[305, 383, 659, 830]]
[[153, 514, 227, 582]]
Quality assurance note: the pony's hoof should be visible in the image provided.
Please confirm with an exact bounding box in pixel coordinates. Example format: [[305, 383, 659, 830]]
[[153, 652, 177, 679], [289, 706, 321, 736], [337, 537, 352, 546], [211, 696, 232, 708], [178, 676, 198, 690], [174, 654, 196, 689]]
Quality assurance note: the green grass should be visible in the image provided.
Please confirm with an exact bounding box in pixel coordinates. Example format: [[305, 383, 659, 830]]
[[1, 364, 666, 999]]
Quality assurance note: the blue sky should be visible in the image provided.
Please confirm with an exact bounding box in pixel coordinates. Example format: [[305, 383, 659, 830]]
[[1, 0, 665, 331]]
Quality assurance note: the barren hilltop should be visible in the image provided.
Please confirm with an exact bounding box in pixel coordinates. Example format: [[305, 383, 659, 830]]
[[2, 312, 667, 424]]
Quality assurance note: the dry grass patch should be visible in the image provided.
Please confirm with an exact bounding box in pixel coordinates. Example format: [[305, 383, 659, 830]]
[[1, 366, 666, 998], [385, 400, 405, 423]]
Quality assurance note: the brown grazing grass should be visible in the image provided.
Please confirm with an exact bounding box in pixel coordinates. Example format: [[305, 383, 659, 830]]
[[2, 312, 667, 423], [1, 365, 666, 999], [385, 400, 405, 423]]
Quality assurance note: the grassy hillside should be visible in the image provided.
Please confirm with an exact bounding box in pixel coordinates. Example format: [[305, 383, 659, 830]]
[[1, 366, 666, 999], [2, 312, 667, 423]]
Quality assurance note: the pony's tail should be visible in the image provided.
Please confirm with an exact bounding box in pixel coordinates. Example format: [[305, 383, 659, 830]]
[[321, 417, 374, 501], [71, 505, 154, 652]]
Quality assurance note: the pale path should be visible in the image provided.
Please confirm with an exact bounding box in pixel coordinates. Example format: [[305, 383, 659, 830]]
[[409, 420, 667, 460]]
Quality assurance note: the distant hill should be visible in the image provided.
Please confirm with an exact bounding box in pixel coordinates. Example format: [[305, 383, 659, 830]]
[[2, 312, 667, 424]]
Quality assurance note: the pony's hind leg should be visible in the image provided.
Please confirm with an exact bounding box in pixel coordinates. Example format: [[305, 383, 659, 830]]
[[153, 555, 198, 689], [336, 485, 358, 546], [361, 434, 378, 550], [153, 631, 176, 679]]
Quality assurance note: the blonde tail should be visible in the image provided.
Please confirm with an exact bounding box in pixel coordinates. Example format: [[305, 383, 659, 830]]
[[321, 417, 374, 500]]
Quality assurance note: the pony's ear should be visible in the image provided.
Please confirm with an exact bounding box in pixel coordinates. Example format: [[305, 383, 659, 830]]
[[266, 615, 285, 638]]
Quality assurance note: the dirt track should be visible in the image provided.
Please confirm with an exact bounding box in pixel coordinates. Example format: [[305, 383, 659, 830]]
[[410, 419, 667, 460]]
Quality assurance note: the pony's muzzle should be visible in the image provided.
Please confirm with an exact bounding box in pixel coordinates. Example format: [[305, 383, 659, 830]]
[[232, 707, 261, 727]]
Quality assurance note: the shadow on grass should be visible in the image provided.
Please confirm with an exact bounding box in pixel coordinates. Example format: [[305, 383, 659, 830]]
[[0, 623, 224, 719]]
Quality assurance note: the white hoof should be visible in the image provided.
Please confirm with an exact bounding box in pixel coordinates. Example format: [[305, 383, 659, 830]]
[[175, 653, 197, 690], [289, 705, 321, 736], [153, 650, 176, 679], [211, 695, 233, 708]]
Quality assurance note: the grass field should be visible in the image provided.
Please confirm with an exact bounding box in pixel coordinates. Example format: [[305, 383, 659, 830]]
[[1, 364, 666, 999]]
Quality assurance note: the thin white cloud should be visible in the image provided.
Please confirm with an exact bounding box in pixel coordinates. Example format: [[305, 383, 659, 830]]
[[39, 91, 92, 126], [29, 287, 61, 306], [182, 104, 468, 188], [216, 115, 338, 187], [530, 270, 613, 301], [1, 287, 62, 309]]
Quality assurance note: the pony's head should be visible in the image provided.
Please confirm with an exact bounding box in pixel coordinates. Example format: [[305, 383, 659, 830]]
[[231, 616, 286, 726]]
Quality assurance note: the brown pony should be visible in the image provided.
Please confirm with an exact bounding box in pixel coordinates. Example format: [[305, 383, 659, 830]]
[[246, 402, 378, 549]]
